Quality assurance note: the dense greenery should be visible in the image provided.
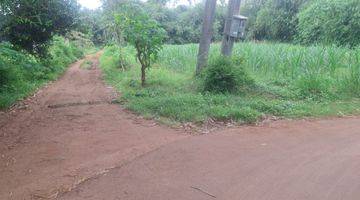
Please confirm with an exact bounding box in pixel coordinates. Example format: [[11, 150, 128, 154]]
[[251, 0, 307, 41], [99, 0, 227, 45], [0, 36, 88, 109], [94, 0, 360, 47], [100, 43, 360, 123], [0, 0, 80, 57], [242, 0, 360, 46], [297, 0, 360, 47]]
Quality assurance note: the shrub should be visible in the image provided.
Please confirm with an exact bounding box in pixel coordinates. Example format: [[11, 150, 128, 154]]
[[297, 0, 360, 47], [202, 56, 254, 93]]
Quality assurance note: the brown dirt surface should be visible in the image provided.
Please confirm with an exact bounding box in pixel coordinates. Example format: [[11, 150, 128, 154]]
[[1, 53, 360, 200], [0, 53, 187, 200]]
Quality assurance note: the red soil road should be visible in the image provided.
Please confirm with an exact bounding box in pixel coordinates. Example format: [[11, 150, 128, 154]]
[[1, 53, 360, 200], [0, 53, 187, 200]]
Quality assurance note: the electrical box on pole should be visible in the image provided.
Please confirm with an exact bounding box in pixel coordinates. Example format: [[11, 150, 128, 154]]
[[228, 15, 248, 38], [221, 0, 247, 56]]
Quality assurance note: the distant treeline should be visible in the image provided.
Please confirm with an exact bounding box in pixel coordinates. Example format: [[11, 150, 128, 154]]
[[89, 0, 359, 47]]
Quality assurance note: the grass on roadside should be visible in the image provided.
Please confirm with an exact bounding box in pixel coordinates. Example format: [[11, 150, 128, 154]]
[[100, 43, 360, 124]]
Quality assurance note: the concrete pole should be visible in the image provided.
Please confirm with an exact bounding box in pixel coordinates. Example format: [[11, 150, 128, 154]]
[[221, 0, 241, 56], [196, 0, 217, 75]]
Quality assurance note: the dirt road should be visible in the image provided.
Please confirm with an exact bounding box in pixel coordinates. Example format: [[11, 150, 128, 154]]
[[1, 54, 360, 200]]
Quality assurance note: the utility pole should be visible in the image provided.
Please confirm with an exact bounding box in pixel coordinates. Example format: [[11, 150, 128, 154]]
[[196, 0, 217, 75], [221, 0, 242, 56]]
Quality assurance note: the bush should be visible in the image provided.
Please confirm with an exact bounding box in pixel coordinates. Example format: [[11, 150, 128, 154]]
[[297, 0, 360, 47], [202, 56, 254, 93]]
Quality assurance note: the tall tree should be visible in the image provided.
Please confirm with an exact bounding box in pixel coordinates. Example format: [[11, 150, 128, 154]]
[[0, 0, 80, 57]]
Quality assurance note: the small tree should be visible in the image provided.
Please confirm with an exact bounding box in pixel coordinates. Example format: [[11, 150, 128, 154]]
[[115, 3, 166, 86]]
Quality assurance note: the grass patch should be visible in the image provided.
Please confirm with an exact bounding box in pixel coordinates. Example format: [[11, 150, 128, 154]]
[[80, 60, 93, 69], [100, 42, 360, 124]]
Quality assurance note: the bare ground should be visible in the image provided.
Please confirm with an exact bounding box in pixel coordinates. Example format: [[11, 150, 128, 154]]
[[1, 53, 360, 200]]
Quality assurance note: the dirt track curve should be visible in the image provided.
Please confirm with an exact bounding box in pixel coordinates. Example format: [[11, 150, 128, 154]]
[[1, 53, 360, 200]]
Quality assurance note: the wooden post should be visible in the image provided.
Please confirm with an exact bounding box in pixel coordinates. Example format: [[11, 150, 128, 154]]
[[196, 0, 217, 75], [221, 0, 241, 56]]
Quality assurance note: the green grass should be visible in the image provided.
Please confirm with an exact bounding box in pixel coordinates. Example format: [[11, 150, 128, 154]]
[[100, 42, 360, 124], [80, 60, 93, 69]]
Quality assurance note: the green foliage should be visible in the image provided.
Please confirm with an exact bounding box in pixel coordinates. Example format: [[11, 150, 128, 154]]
[[84, 0, 360, 46], [297, 0, 360, 47], [0, 0, 80, 57], [100, 0, 227, 45], [0, 37, 85, 109], [202, 56, 254, 93], [251, 0, 308, 41], [99, 43, 360, 124], [76, 8, 107, 46], [114, 2, 166, 86], [240, 0, 267, 40]]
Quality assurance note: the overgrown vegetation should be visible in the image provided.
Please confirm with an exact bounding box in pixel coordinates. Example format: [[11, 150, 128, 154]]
[[100, 43, 360, 124], [0, 0, 80, 57], [94, 0, 359, 47], [0, 36, 88, 109], [297, 0, 360, 47]]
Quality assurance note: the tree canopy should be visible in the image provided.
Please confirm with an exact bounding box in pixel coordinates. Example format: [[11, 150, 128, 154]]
[[0, 0, 80, 57]]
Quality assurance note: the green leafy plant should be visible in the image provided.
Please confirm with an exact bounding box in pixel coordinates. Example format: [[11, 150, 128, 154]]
[[202, 56, 254, 94], [0, 0, 80, 57], [114, 3, 166, 86]]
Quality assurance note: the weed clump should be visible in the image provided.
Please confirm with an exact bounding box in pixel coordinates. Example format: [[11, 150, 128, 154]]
[[202, 56, 254, 94]]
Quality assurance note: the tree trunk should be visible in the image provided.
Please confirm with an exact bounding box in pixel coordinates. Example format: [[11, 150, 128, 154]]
[[196, 0, 217, 75], [141, 65, 146, 87]]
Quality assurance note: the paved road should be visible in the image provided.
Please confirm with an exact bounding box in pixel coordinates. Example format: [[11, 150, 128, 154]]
[[1, 54, 360, 200]]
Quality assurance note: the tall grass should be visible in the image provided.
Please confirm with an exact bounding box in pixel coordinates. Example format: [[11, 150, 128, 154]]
[[100, 42, 360, 123]]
